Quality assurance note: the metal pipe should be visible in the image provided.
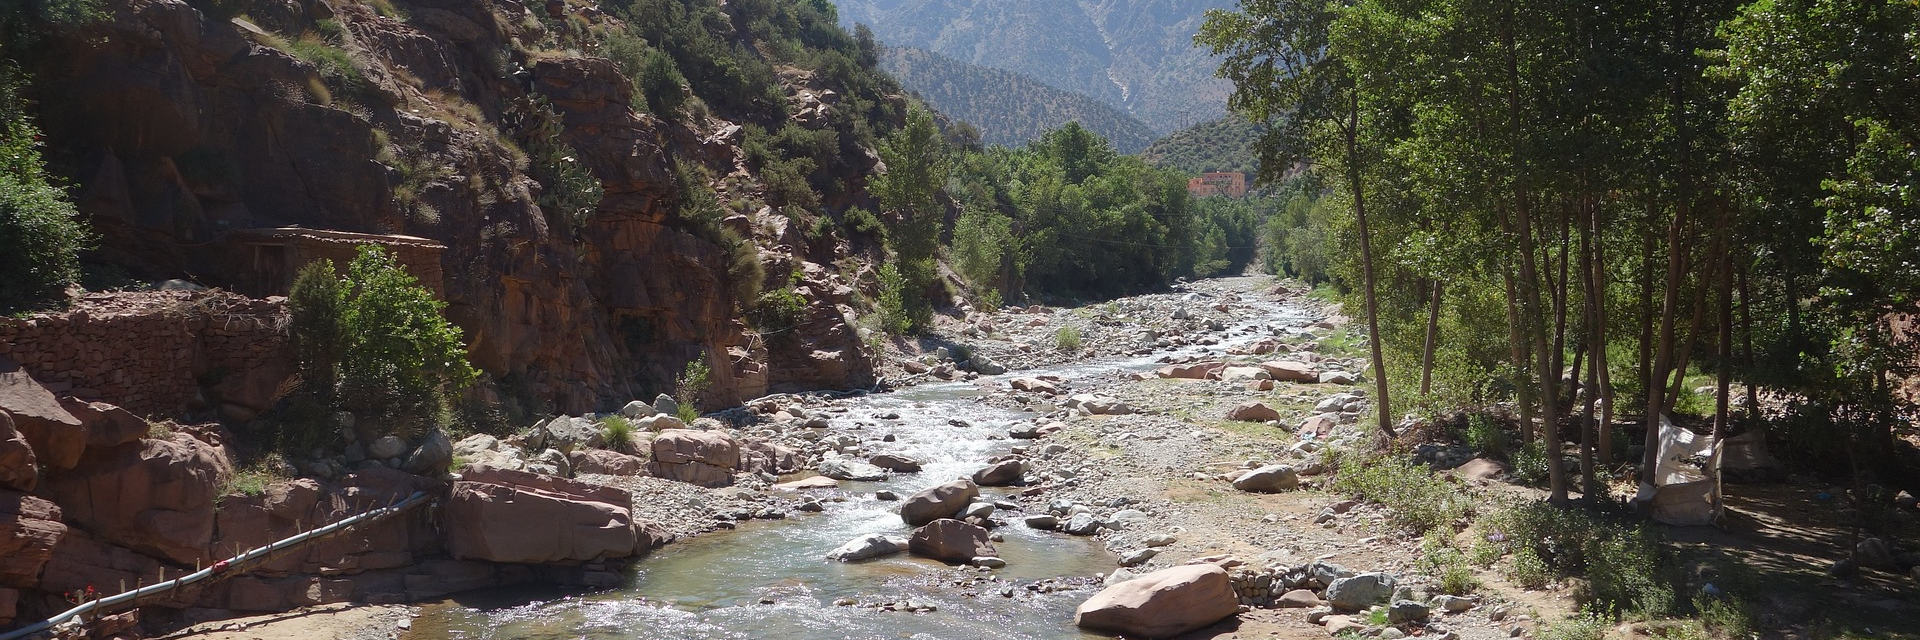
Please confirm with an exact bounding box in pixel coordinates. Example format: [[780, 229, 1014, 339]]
[[0, 491, 431, 640]]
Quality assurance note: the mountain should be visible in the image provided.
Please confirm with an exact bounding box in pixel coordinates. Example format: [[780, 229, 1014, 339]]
[[1140, 115, 1265, 176], [837, 0, 1236, 134], [880, 46, 1158, 153]]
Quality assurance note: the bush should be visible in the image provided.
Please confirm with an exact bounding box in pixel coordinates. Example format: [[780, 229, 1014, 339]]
[[1511, 440, 1549, 486], [877, 262, 914, 335], [1417, 534, 1482, 595], [1056, 326, 1083, 352], [1537, 609, 1610, 640], [748, 271, 806, 333], [1464, 412, 1509, 457], [599, 415, 637, 453], [1481, 500, 1675, 615], [1331, 455, 1471, 534], [673, 356, 711, 422], [0, 173, 90, 314]]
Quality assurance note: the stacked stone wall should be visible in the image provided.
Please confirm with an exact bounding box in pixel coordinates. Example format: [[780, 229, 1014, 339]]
[[0, 290, 290, 418]]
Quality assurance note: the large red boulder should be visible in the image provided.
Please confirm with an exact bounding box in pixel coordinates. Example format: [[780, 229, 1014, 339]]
[[446, 465, 664, 564], [1156, 362, 1225, 380], [0, 413, 37, 492], [61, 399, 150, 450], [569, 449, 648, 476], [39, 436, 230, 564], [907, 519, 995, 563], [899, 479, 979, 526], [0, 356, 85, 469], [0, 490, 66, 588], [647, 429, 740, 487], [1074, 564, 1240, 638], [1227, 402, 1281, 422], [1256, 360, 1318, 383]]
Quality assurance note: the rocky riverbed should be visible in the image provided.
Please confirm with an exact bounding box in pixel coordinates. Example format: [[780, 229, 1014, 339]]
[[203, 276, 1556, 640]]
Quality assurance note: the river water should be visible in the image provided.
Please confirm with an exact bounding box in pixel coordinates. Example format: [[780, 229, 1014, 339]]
[[412, 281, 1306, 640]]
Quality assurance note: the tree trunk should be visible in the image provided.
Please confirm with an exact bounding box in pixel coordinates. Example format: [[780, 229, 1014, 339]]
[[1709, 219, 1735, 523], [1667, 228, 1722, 413], [1421, 280, 1443, 396], [1738, 261, 1758, 420], [1344, 101, 1395, 439], [1502, 224, 1536, 446], [1578, 194, 1600, 500], [1640, 200, 1688, 496], [1502, 8, 1565, 504], [1592, 197, 1616, 466]]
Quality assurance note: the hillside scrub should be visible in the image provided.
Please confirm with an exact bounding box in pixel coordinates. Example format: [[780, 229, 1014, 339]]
[[0, 64, 90, 314]]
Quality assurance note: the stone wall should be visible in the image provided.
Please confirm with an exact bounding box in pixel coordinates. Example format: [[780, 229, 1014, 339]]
[[0, 290, 291, 418]]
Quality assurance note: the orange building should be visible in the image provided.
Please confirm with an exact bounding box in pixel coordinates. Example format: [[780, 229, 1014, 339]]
[[1186, 171, 1248, 198]]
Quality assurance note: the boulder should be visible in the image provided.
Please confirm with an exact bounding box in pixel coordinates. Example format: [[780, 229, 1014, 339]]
[[0, 413, 37, 491], [1074, 564, 1239, 638], [620, 400, 657, 419], [652, 393, 679, 418], [971, 459, 1024, 486], [1010, 378, 1059, 394], [1063, 512, 1102, 535], [368, 435, 407, 460], [0, 490, 66, 588], [900, 479, 979, 526], [1297, 414, 1338, 438], [60, 400, 148, 450], [1256, 360, 1318, 383], [404, 429, 453, 474], [1218, 366, 1271, 382], [1156, 362, 1225, 380], [740, 440, 801, 475], [1389, 600, 1430, 623], [773, 476, 839, 490], [818, 456, 888, 481], [1453, 458, 1508, 483], [1275, 589, 1321, 607], [907, 519, 995, 563], [1227, 402, 1281, 422], [1067, 394, 1134, 415], [446, 465, 664, 564], [1319, 371, 1358, 385], [568, 449, 648, 476], [0, 357, 85, 469], [39, 436, 229, 564], [868, 453, 923, 472], [452, 434, 526, 472], [1325, 572, 1398, 611], [540, 416, 604, 452], [1232, 465, 1299, 492], [637, 414, 687, 431], [1024, 514, 1059, 530], [647, 429, 740, 487], [827, 533, 907, 562]]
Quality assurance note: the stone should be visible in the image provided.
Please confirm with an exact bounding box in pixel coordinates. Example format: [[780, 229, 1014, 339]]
[[1297, 414, 1338, 438], [818, 456, 888, 481], [1007, 423, 1041, 439], [528, 448, 570, 476], [962, 502, 996, 519], [1275, 589, 1321, 607], [874, 489, 899, 501], [1856, 537, 1896, 568], [1073, 564, 1239, 638], [1010, 378, 1059, 394], [0, 490, 66, 588], [620, 400, 657, 419], [652, 393, 679, 418], [900, 479, 980, 526], [1143, 533, 1177, 547], [1432, 595, 1478, 613], [648, 429, 740, 487], [1319, 371, 1358, 385], [1227, 402, 1281, 422], [1063, 512, 1102, 535], [1323, 615, 1364, 636], [868, 453, 923, 472], [1324, 572, 1398, 611], [404, 429, 453, 474], [637, 414, 687, 431], [0, 414, 37, 492], [1232, 465, 1299, 492], [368, 435, 408, 460], [908, 519, 995, 563], [1453, 457, 1508, 482], [1156, 362, 1224, 380], [1389, 600, 1431, 623], [1120, 548, 1159, 566], [540, 416, 604, 452], [1066, 394, 1134, 415], [1218, 366, 1271, 382], [1256, 360, 1318, 383], [972, 459, 1024, 486], [0, 356, 84, 469], [568, 449, 648, 476], [61, 400, 148, 450], [773, 475, 839, 490], [826, 533, 907, 562], [971, 556, 1007, 568], [1024, 514, 1059, 530], [446, 466, 664, 564]]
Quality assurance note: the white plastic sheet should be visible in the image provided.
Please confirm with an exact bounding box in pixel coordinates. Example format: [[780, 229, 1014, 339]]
[[1639, 416, 1722, 526]]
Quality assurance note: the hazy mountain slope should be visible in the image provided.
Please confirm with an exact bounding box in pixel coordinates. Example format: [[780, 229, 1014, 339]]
[[880, 46, 1158, 152], [1140, 115, 1265, 175], [838, 0, 1234, 134]]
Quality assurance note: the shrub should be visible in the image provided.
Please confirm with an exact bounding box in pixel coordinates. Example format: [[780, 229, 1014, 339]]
[[748, 271, 806, 333], [0, 67, 91, 314], [289, 259, 347, 388], [223, 458, 291, 497], [1464, 412, 1509, 457], [1507, 547, 1554, 589], [673, 356, 711, 422], [510, 96, 602, 227], [599, 415, 637, 453], [877, 262, 914, 335], [1537, 609, 1610, 640], [1511, 440, 1549, 486], [1417, 534, 1482, 595], [1331, 455, 1471, 534], [1483, 500, 1675, 615], [1056, 326, 1083, 352]]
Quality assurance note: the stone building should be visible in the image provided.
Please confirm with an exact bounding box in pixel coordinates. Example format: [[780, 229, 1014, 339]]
[[1186, 172, 1248, 198], [212, 228, 447, 298]]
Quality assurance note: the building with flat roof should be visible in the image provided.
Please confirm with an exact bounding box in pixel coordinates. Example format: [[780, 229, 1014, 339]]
[[1186, 172, 1248, 198]]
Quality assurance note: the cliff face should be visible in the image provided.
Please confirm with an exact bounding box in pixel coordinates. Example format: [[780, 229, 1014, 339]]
[[27, 0, 880, 416]]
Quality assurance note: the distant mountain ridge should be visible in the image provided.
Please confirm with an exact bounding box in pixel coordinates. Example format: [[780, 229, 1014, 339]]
[[838, 0, 1235, 134], [879, 46, 1158, 153]]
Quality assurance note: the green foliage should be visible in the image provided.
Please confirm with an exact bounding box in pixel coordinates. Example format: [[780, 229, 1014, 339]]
[[0, 66, 90, 314], [1416, 534, 1482, 595], [876, 262, 915, 336], [673, 356, 710, 421], [1055, 326, 1082, 352], [599, 415, 637, 453], [950, 205, 1012, 295], [1537, 610, 1610, 640], [510, 96, 603, 227], [872, 105, 947, 332], [1462, 413, 1509, 458], [1481, 501, 1675, 616], [748, 271, 806, 333], [289, 259, 348, 389], [1331, 455, 1470, 534], [1140, 115, 1265, 176], [877, 45, 1157, 153], [223, 458, 290, 497]]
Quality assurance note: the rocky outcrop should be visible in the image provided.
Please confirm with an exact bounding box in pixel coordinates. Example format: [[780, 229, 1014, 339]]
[[0, 356, 86, 471], [39, 435, 232, 565], [1074, 564, 1239, 638], [569, 449, 648, 476], [446, 466, 666, 564], [647, 429, 740, 487], [0, 492, 66, 604], [900, 479, 980, 526], [0, 414, 38, 492]]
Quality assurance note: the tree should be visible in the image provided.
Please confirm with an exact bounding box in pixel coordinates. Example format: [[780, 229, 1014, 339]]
[[872, 104, 949, 332], [1199, 0, 1397, 438], [0, 63, 90, 314]]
